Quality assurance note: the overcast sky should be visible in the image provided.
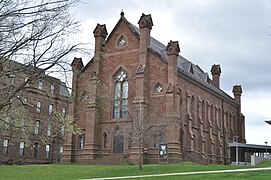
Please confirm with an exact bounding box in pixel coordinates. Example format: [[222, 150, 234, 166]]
[[72, 0, 271, 145]]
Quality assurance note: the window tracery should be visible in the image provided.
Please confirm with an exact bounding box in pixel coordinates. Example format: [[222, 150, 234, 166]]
[[117, 35, 127, 47], [154, 83, 163, 93], [113, 70, 128, 119]]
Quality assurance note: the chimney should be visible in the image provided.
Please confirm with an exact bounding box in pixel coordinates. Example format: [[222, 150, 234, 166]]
[[93, 24, 108, 74], [166, 40, 180, 84], [232, 85, 243, 114], [71, 57, 83, 92], [232, 85, 242, 103], [138, 13, 153, 66], [211, 64, 221, 88], [232, 85, 245, 142], [71, 57, 83, 71]]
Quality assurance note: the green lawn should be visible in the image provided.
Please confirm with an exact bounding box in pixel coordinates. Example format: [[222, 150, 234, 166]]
[[0, 161, 270, 180]]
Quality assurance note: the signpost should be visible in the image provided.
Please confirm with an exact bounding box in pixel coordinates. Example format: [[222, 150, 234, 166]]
[[158, 144, 168, 164]]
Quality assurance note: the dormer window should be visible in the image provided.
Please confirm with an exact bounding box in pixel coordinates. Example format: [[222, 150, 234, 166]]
[[9, 74, 15, 84], [38, 80, 43, 90], [189, 65, 194, 75], [25, 76, 29, 86], [117, 35, 127, 47]]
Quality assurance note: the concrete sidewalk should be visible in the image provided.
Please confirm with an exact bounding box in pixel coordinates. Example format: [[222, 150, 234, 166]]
[[83, 167, 271, 180]]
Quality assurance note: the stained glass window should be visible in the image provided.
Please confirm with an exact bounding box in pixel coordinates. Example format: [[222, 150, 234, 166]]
[[113, 70, 128, 119]]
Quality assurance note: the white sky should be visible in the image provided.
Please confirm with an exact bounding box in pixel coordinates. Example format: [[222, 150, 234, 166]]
[[71, 0, 271, 145]]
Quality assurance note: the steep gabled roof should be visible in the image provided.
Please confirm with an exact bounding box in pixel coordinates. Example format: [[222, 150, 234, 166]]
[[128, 21, 236, 103], [60, 81, 70, 97], [106, 15, 140, 43], [129, 23, 211, 82], [86, 14, 237, 104]]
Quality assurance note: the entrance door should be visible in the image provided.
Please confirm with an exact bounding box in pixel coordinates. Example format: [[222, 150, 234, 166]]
[[113, 135, 124, 153]]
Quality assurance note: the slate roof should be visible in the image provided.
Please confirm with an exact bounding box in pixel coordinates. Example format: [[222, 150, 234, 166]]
[[2, 59, 70, 97], [60, 81, 70, 97], [129, 23, 237, 104]]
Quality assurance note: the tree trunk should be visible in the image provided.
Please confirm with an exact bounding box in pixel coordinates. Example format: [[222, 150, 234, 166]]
[[138, 137, 143, 170]]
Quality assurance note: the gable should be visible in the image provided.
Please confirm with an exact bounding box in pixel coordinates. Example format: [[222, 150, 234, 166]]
[[106, 17, 139, 53]]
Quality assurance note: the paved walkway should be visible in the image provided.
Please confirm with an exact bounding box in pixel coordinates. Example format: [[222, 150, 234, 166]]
[[83, 167, 271, 180]]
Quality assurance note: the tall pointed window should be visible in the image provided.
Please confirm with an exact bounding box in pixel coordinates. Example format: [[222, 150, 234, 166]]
[[113, 70, 128, 119]]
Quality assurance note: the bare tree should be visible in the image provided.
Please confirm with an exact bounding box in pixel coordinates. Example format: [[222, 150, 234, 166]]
[[0, 0, 84, 111], [42, 111, 81, 162], [0, 99, 81, 162], [122, 102, 178, 170], [0, 97, 33, 146], [0, 0, 86, 162]]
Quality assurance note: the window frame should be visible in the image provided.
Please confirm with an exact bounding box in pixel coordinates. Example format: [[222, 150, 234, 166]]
[[25, 76, 29, 86], [34, 120, 40, 135], [79, 136, 85, 149], [113, 70, 128, 119], [36, 101, 41, 113], [38, 80, 43, 90], [3, 139, 9, 154], [62, 107, 66, 116], [50, 84, 55, 95], [46, 144, 50, 159], [33, 142, 38, 158], [47, 123, 51, 136], [19, 142, 25, 156], [116, 34, 128, 48], [48, 104, 53, 115], [9, 74, 15, 84]]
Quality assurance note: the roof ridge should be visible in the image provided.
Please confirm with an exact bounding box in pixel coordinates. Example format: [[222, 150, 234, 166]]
[[128, 20, 235, 101]]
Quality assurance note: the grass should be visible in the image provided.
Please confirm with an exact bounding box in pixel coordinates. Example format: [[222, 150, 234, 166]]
[[0, 161, 270, 180]]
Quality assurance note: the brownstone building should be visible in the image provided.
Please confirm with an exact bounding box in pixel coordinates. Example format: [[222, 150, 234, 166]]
[[0, 59, 71, 164], [62, 12, 246, 165]]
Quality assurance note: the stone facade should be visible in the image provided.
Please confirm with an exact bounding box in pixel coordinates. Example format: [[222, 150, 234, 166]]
[[0, 59, 71, 164], [62, 13, 246, 165]]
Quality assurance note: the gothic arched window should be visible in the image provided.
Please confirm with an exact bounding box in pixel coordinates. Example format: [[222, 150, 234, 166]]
[[117, 35, 127, 47], [113, 70, 128, 119], [154, 82, 163, 93]]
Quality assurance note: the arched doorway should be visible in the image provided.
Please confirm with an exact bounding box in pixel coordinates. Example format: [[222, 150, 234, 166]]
[[113, 126, 124, 154]]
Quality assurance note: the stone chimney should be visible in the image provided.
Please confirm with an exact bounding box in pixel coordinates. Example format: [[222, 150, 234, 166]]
[[232, 85, 242, 103], [232, 85, 245, 142], [71, 57, 83, 71], [232, 85, 243, 114], [138, 13, 153, 66], [93, 24, 107, 75], [166, 40, 180, 84], [211, 64, 221, 88], [71, 57, 83, 94]]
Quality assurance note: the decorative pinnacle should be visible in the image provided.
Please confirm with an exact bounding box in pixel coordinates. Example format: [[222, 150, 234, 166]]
[[120, 9, 124, 17]]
